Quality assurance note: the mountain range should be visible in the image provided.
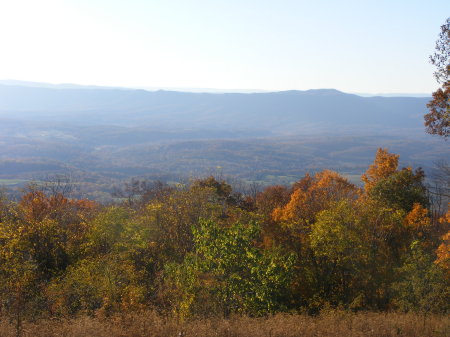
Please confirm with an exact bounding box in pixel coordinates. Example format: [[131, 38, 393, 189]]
[[0, 82, 430, 134]]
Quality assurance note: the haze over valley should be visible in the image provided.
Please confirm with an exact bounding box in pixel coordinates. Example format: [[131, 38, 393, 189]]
[[0, 82, 447, 200]]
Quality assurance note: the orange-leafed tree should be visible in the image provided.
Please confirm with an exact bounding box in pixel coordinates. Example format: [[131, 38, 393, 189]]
[[404, 203, 432, 234], [269, 170, 360, 306], [403, 203, 436, 249], [361, 148, 399, 193], [14, 190, 97, 275], [273, 170, 360, 229], [435, 206, 450, 275], [436, 230, 450, 275], [18, 189, 96, 225]]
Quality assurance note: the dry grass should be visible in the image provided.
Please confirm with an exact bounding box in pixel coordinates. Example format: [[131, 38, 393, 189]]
[[0, 311, 449, 337]]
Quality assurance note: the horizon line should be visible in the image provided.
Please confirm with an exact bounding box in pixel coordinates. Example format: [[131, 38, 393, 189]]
[[0, 79, 432, 97]]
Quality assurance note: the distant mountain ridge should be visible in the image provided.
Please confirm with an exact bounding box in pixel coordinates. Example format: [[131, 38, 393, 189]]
[[0, 80, 431, 96], [0, 82, 430, 134]]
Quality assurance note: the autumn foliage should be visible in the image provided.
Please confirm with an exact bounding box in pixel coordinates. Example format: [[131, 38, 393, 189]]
[[425, 17, 450, 138], [361, 148, 399, 192], [273, 170, 359, 226], [0, 148, 449, 334], [435, 206, 450, 275]]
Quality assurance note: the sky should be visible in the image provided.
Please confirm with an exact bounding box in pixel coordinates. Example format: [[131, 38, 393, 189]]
[[0, 0, 449, 94]]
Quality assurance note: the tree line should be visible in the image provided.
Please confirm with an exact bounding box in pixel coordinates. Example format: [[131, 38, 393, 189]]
[[0, 148, 448, 325]]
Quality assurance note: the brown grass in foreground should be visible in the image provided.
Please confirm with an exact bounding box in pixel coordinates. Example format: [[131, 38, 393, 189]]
[[1, 311, 449, 337]]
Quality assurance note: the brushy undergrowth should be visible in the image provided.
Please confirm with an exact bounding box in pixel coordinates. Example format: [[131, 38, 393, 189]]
[[0, 311, 449, 337]]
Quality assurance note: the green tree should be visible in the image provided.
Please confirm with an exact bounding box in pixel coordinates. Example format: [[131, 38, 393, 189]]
[[164, 220, 295, 317], [392, 241, 449, 313], [309, 200, 370, 308], [369, 168, 428, 213]]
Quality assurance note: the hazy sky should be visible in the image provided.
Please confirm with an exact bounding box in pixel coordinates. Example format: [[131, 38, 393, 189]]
[[0, 0, 449, 93]]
